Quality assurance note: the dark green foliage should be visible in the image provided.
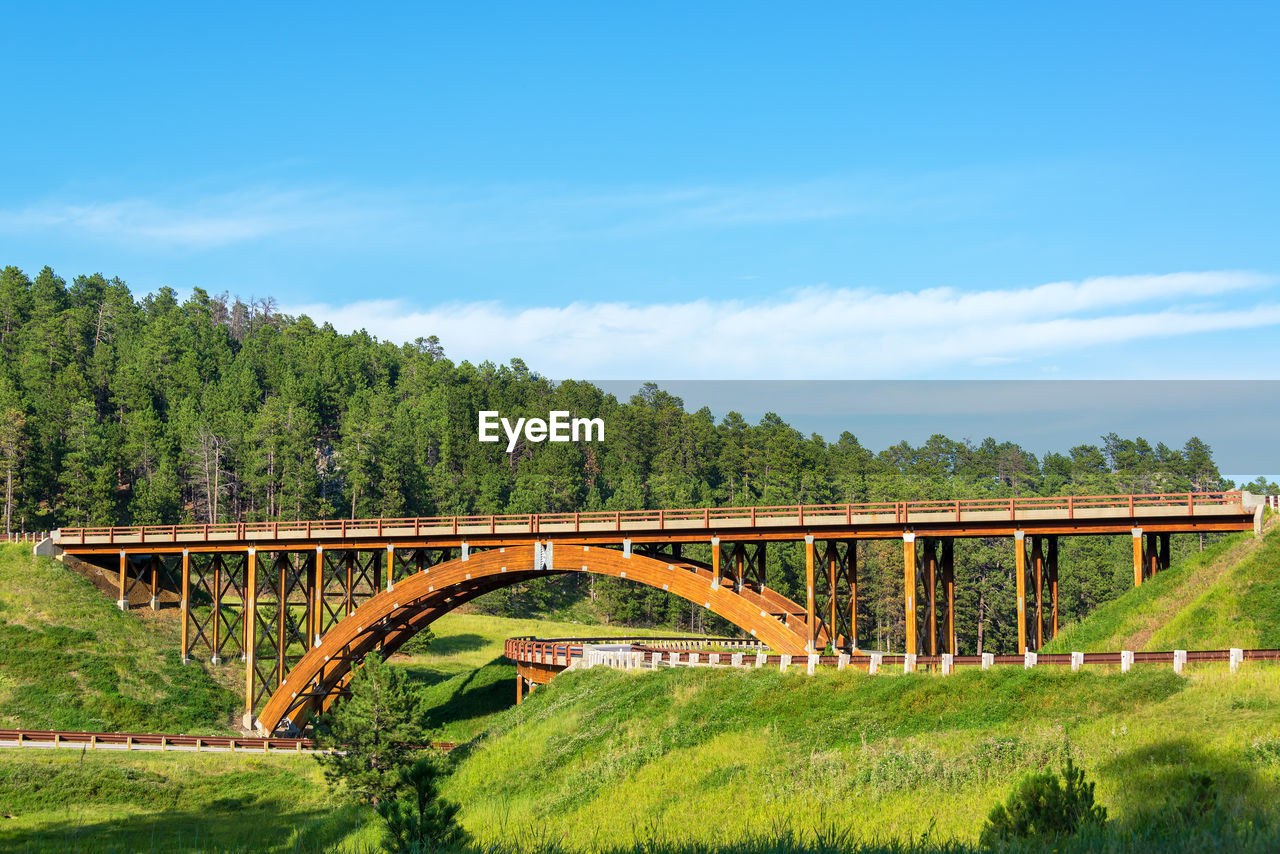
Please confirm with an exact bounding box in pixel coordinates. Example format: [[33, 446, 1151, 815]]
[[0, 264, 1236, 649], [376, 756, 467, 854], [397, 628, 436, 656], [980, 758, 1107, 847], [314, 653, 429, 805]]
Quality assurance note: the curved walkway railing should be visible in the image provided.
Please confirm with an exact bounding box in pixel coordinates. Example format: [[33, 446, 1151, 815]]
[[506, 637, 1280, 677]]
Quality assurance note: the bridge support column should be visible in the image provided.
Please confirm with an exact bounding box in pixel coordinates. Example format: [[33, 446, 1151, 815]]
[[243, 547, 258, 731], [149, 555, 159, 610], [804, 535, 816, 653], [117, 550, 127, 610], [1158, 533, 1171, 572], [827, 543, 838, 647], [924, 537, 938, 656], [1132, 528, 1143, 587], [1032, 536, 1044, 650], [1015, 531, 1026, 655], [711, 537, 721, 588], [942, 538, 955, 656], [276, 556, 288, 687], [903, 533, 917, 655], [180, 550, 191, 664], [516, 673, 524, 705], [1048, 536, 1059, 639], [1147, 533, 1159, 578], [850, 542, 859, 651], [211, 555, 223, 665], [312, 549, 323, 647], [344, 551, 355, 616]]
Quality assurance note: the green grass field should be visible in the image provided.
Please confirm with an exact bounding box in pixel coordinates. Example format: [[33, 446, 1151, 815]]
[[1043, 516, 1280, 653], [442, 661, 1280, 852], [393, 612, 697, 743], [0, 748, 381, 853], [0, 545, 235, 734], [2, 519, 1279, 853]]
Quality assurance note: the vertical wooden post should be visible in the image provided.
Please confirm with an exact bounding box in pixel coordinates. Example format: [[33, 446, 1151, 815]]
[[180, 550, 191, 664], [345, 551, 354, 616], [711, 537, 721, 587], [211, 555, 223, 665], [804, 535, 816, 653], [277, 555, 287, 688], [734, 544, 745, 592], [386, 544, 395, 592], [304, 551, 316, 647], [903, 533, 917, 655], [827, 543, 838, 644], [942, 537, 955, 656], [1048, 536, 1059, 639], [1147, 533, 1159, 578], [243, 547, 257, 730], [117, 550, 128, 611], [1015, 531, 1027, 655], [149, 555, 159, 610], [926, 538, 937, 656], [1132, 528, 1143, 587], [313, 547, 324, 647], [374, 548, 383, 595], [516, 673, 524, 705], [1158, 533, 1171, 572], [1033, 536, 1044, 650], [849, 541, 859, 651]]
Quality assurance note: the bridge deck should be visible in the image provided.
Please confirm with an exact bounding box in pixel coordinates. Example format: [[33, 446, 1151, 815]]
[[52, 492, 1252, 552]]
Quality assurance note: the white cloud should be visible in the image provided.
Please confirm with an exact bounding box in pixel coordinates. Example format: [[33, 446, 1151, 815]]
[[0, 174, 949, 251], [286, 271, 1280, 379], [0, 188, 383, 249]]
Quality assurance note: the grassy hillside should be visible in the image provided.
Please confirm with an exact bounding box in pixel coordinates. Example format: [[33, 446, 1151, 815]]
[[4, 598, 1280, 852], [396, 612, 697, 743], [1043, 517, 1279, 653], [0, 749, 378, 853], [439, 520, 1280, 851], [445, 663, 1280, 852], [0, 544, 235, 733]]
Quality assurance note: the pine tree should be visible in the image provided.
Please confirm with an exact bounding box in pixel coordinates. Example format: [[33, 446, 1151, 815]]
[[313, 653, 428, 806]]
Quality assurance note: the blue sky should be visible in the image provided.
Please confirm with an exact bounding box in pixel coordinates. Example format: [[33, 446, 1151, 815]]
[[2, 2, 1279, 381]]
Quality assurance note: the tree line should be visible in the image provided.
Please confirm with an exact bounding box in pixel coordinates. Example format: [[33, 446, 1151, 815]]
[[0, 264, 1266, 653]]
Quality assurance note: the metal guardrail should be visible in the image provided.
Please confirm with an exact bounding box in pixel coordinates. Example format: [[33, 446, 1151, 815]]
[[506, 637, 1278, 677], [0, 729, 459, 754], [505, 636, 763, 665], [0, 729, 315, 754], [54, 491, 1246, 545]]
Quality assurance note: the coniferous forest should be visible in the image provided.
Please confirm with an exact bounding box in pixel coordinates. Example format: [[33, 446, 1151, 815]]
[[0, 265, 1257, 654]]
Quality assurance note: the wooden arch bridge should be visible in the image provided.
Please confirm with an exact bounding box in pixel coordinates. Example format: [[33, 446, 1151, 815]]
[[51, 491, 1261, 734]]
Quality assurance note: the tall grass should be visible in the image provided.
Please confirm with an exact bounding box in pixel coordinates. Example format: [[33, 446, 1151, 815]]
[[0, 545, 235, 733]]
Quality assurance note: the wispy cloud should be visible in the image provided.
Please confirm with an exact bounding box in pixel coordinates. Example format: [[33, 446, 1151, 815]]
[[0, 188, 377, 249], [286, 271, 1280, 379], [0, 174, 962, 251]]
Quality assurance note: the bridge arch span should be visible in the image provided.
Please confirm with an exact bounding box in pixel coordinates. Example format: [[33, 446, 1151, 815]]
[[256, 544, 811, 733]]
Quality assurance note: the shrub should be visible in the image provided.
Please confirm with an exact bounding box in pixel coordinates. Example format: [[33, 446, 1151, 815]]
[[376, 755, 467, 854], [979, 757, 1107, 847]]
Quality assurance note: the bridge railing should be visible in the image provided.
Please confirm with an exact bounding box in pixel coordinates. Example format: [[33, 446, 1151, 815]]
[[53, 490, 1244, 545], [504, 635, 763, 665]]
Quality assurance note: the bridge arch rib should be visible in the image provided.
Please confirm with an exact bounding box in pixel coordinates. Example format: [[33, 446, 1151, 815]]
[[256, 544, 812, 733]]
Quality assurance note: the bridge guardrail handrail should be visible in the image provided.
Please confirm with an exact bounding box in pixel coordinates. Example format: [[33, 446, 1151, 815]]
[[53, 490, 1246, 545]]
